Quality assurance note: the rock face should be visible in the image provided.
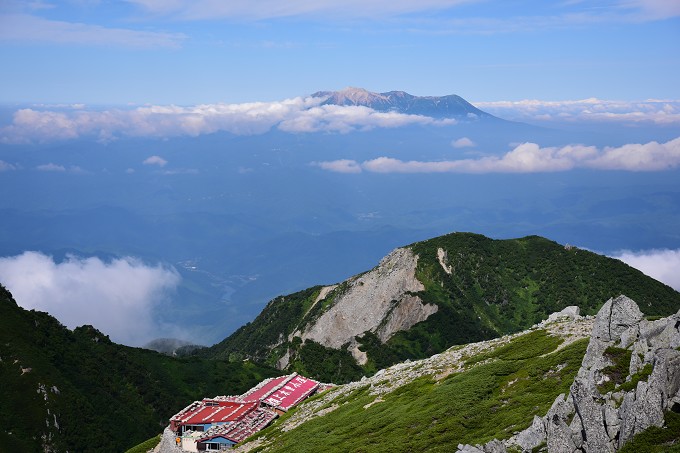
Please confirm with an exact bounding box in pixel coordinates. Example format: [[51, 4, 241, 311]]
[[459, 295, 680, 453], [298, 248, 438, 363]]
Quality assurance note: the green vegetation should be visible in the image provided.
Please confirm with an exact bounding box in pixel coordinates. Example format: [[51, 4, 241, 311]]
[[124, 434, 161, 453], [206, 286, 325, 365], [204, 233, 680, 382], [248, 332, 589, 453], [464, 330, 563, 366], [597, 347, 633, 394], [290, 339, 365, 384], [619, 410, 680, 453], [619, 363, 653, 392], [0, 285, 280, 453]]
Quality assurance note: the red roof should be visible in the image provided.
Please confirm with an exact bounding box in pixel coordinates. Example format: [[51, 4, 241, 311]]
[[198, 408, 278, 444], [240, 375, 291, 402], [262, 375, 319, 411], [183, 401, 258, 425]]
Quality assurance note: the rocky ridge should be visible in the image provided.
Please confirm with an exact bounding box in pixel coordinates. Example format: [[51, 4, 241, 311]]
[[294, 247, 438, 365], [311, 87, 491, 119], [458, 295, 680, 453]]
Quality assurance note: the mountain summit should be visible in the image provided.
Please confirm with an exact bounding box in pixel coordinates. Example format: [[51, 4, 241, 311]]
[[312, 87, 493, 119], [206, 233, 680, 383]]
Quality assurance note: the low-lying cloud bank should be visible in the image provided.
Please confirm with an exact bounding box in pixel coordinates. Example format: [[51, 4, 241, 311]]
[[475, 99, 680, 125], [2, 96, 678, 144], [314, 137, 680, 173], [0, 252, 181, 346], [611, 249, 680, 292], [0, 97, 454, 144]]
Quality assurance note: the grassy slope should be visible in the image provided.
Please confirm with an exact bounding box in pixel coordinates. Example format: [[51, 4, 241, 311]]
[[0, 285, 281, 453], [205, 233, 680, 382], [246, 330, 589, 452]]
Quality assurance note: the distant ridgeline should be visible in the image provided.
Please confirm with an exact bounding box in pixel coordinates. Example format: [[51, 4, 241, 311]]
[[204, 233, 680, 383], [0, 285, 280, 453], [312, 87, 497, 119]]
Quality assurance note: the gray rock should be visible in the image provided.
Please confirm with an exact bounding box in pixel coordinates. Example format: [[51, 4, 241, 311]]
[[482, 439, 507, 453], [299, 248, 438, 350], [570, 378, 614, 452], [511, 415, 546, 451], [592, 296, 643, 343], [546, 411, 577, 453], [546, 393, 574, 421], [457, 444, 485, 453], [548, 306, 581, 323], [603, 404, 620, 441]]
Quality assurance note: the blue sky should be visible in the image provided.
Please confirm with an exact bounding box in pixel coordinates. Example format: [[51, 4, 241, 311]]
[[1, 0, 679, 105]]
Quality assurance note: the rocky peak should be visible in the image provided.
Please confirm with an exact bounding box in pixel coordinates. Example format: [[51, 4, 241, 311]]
[[296, 247, 438, 364], [460, 296, 680, 453], [311, 88, 491, 118]]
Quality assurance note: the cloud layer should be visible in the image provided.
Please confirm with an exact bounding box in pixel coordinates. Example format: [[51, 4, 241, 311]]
[[0, 97, 455, 143], [315, 137, 680, 174], [126, 0, 680, 21], [0, 252, 180, 346], [612, 249, 680, 291], [127, 0, 476, 20], [0, 13, 185, 49], [2, 96, 678, 145], [474, 99, 680, 125]]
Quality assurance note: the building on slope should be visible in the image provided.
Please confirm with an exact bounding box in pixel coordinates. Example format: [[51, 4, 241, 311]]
[[169, 373, 328, 451]]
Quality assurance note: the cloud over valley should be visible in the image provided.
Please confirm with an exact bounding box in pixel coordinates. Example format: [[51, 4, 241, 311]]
[[612, 249, 680, 292], [475, 99, 680, 126], [315, 137, 680, 174], [0, 252, 181, 346], [0, 97, 455, 144]]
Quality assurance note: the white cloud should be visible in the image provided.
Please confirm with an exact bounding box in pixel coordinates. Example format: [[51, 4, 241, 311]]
[[312, 159, 363, 174], [0, 97, 456, 143], [451, 137, 475, 148], [316, 137, 680, 173], [0, 252, 181, 346], [125, 0, 680, 22], [0, 13, 185, 48], [0, 160, 16, 171], [611, 249, 680, 291], [474, 98, 680, 125], [127, 0, 477, 20], [36, 163, 66, 172], [627, 0, 680, 20], [35, 163, 86, 173], [143, 155, 168, 167], [278, 104, 455, 133]]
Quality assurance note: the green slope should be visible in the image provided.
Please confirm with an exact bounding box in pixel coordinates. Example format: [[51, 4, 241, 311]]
[[206, 233, 680, 382], [0, 285, 280, 453], [241, 329, 589, 452]]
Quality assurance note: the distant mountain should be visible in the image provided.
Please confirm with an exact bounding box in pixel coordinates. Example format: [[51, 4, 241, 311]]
[[0, 285, 280, 453], [312, 87, 495, 119], [205, 232, 680, 383]]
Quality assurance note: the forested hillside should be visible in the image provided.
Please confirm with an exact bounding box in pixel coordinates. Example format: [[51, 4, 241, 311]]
[[0, 285, 280, 453]]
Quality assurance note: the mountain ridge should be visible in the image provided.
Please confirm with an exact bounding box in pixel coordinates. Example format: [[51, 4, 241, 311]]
[[205, 232, 680, 383], [311, 87, 496, 119]]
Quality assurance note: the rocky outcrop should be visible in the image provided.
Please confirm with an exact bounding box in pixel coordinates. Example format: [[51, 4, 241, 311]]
[[297, 248, 438, 362], [459, 295, 680, 453]]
